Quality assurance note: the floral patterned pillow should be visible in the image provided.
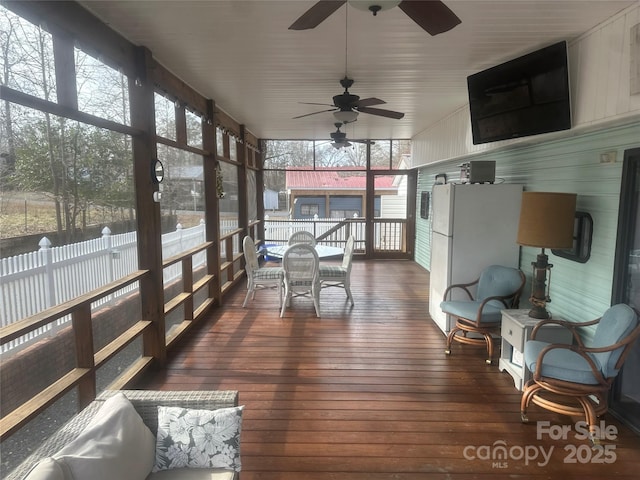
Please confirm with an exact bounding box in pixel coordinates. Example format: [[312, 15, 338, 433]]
[[153, 405, 244, 473]]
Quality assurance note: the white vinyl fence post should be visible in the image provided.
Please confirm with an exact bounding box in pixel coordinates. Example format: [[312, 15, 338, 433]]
[[38, 236, 55, 310], [102, 226, 114, 285], [176, 223, 183, 252]]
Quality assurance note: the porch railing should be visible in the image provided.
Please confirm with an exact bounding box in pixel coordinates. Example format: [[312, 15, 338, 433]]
[[264, 217, 407, 252], [1, 216, 407, 353]]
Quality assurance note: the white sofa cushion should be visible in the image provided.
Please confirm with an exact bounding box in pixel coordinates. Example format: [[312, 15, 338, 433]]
[[23, 457, 66, 480], [153, 405, 243, 473], [53, 392, 156, 480]]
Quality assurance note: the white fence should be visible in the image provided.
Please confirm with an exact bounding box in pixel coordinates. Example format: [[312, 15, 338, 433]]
[[1, 216, 402, 353], [0, 221, 209, 354]]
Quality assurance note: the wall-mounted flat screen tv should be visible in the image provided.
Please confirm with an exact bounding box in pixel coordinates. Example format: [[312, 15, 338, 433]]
[[467, 41, 571, 145]]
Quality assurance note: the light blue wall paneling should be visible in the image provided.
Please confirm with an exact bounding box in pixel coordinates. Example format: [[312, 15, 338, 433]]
[[415, 121, 640, 325]]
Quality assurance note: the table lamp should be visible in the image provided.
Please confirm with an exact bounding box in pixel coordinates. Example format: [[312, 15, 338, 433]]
[[517, 192, 577, 319]]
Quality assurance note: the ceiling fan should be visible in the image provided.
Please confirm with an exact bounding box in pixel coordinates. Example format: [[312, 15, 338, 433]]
[[289, 0, 461, 36], [293, 76, 404, 122], [329, 122, 374, 149]]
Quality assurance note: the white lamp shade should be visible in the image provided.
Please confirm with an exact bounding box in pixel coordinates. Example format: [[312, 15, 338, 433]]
[[333, 110, 359, 123]]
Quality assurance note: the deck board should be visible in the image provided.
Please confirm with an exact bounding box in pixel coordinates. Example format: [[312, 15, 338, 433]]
[[136, 259, 640, 478]]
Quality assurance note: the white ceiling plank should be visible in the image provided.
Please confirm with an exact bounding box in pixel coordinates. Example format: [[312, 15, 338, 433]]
[[79, 0, 635, 140]]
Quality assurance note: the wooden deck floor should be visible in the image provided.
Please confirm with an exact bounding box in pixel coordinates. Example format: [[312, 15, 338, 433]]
[[136, 259, 640, 479]]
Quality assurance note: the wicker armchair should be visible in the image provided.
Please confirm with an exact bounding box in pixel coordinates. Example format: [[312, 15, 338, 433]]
[[242, 235, 283, 308], [521, 304, 640, 445], [287, 230, 316, 246], [441, 265, 526, 364], [319, 235, 355, 306], [281, 243, 321, 317]]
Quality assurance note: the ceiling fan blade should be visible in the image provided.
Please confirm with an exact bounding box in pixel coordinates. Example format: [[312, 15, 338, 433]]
[[292, 108, 337, 119], [351, 139, 375, 145], [357, 106, 405, 119], [354, 97, 386, 108], [299, 102, 336, 107], [398, 0, 461, 36], [289, 1, 346, 30]]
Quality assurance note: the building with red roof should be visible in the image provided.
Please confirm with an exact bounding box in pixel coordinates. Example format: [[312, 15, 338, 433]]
[[285, 168, 399, 219]]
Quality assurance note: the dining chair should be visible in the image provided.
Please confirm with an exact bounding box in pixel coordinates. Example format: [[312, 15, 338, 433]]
[[521, 303, 640, 445], [318, 235, 355, 306], [287, 230, 316, 247], [280, 243, 320, 318], [242, 236, 283, 308], [441, 264, 526, 364]]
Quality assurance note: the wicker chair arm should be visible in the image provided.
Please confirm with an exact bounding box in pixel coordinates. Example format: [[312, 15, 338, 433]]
[[533, 343, 607, 386], [442, 278, 479, 301], [473, 295, 512, 322], [575, 327, 640, 354]]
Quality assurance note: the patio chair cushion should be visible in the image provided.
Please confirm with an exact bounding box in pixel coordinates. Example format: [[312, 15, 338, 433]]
[[253, 267, 283, 280], [524, 340, 600, 385], [438, 300, 503, 323], [153, 405, 244, 473], [318, 265, 346, 278], [590, 304, 638, 377], [53, 392, 156, 480]]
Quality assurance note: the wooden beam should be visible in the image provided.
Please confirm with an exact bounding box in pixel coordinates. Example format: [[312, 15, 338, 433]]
[[238, 125, 249, 233], [175, 103, 187, 146], [130, 46, 166, 366], [204, 100, 222, 305], [0, 86, 142, 137], [52, 32, 77, 110], [0, 368, 91, 440], [151, 61, 208, 116], [0, 270, 147, 345], [4, 1, 136, 76], [71, 303, 96, 408]]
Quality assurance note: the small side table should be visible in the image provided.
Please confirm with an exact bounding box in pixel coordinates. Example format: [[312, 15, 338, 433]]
[[498, 309, 574, 391]]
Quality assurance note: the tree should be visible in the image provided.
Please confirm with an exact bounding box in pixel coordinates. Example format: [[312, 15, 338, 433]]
[[1, 5, 135, 241]]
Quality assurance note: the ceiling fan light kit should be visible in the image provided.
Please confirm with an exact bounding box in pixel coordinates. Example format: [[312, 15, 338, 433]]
[[334, 109, 359, 123], [350, 1, 401, 15], [294, 76, 405, 121], [289, 1, 461, 36]]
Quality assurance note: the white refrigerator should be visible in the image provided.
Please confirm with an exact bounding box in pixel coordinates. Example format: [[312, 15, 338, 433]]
[[429, 183, 523, 334]]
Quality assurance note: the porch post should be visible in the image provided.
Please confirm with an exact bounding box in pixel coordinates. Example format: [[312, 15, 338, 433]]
[[130, 46, 166, 365]]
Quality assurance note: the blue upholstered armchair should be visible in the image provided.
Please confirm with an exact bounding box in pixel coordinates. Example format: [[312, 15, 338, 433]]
[[521, 303, 640, 445], [441, 265, 526, 364]]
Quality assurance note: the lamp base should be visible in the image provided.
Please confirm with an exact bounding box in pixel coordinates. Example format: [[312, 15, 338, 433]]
[[528, 250, 552, 319], [528, 304, 550, 319]]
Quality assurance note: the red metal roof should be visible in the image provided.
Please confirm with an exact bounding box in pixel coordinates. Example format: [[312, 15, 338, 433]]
[[286, 168, 396, 190]]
